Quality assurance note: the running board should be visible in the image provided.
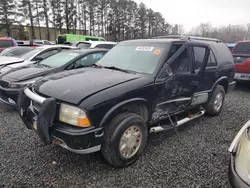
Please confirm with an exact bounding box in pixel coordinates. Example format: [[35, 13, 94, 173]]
[[149, 110, 206, 133]]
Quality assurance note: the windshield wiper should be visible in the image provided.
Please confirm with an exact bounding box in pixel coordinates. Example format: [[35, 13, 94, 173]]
[[103, 66, 130, 73]]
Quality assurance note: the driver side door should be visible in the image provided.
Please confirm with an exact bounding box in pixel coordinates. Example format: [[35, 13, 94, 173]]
[[154, 42, 210, 118]]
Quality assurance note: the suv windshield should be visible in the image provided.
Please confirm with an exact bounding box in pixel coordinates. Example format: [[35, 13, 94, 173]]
[[233, 42, 250, 53], [20, 48, 44, 60], [39, 51, 80, 68], [96, 44, 167, 74]]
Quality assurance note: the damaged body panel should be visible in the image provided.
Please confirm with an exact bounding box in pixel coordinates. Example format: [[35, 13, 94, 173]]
[[18, 36, 236, 166]]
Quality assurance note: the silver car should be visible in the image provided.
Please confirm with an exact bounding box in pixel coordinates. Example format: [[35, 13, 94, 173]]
[[0, 45, 76, 74]]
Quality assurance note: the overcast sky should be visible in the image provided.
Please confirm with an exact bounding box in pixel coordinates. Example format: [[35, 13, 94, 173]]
[[137, 0, 250, 31]]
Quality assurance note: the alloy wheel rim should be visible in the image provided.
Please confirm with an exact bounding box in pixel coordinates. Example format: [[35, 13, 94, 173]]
[[214, 92, 223, 111], [119, 125, 142, 159]]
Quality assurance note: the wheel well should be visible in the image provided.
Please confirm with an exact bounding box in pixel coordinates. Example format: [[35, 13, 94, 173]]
[[217, 79, 228, 92], [103, 102, 149, 127]]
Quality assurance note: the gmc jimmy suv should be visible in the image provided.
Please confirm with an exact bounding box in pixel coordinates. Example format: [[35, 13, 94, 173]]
[[18, 36, 236, 168]]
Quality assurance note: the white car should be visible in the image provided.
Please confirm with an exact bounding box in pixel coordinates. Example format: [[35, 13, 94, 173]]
[[70, 41, 117, 49], [0, 45, 76, 74]]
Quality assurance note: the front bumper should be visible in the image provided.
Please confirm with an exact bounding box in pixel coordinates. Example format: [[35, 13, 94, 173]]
[[229, 155, 250, 188], [0, 86, 20, 106], [18, 87, 103, 154], [234, 73, 250, 81]]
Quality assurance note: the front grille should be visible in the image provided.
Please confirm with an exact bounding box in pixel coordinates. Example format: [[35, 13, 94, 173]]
[[0, 80, 10, 88]]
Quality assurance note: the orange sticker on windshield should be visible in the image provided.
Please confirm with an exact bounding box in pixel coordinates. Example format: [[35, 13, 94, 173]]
[[154, 49, 161, 55]]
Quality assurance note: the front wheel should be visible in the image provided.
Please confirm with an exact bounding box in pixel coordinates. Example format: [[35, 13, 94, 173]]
[[204, 85, 225, 116], [101, 113, 148, 168]]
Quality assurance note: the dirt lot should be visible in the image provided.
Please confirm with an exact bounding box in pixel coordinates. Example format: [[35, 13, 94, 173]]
[[0, 83, 249, 188]]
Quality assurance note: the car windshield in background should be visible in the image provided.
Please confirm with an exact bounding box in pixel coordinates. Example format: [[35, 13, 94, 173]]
[[39, 51, 80, 68], [77, 43, 91, 48], [20, 48, 44, 60], [0, 47, 33, 57], [233, 42, 250, 53], [0, 40, 12, 48], [96, 44, 166, 74]]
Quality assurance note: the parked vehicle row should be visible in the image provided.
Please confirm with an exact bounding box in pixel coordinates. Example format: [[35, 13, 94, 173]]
[[0, 36, 236, 168], [1, 35, 249, 187]]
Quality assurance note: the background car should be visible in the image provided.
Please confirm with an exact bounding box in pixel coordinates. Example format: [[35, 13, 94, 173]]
[[0, 37, 18, 52], [0, 45, 76, 74], [65, 41, 117, 49], [232, 40, 250, 81], [0, 46, 34, 57], [0, 48, 108, 106]]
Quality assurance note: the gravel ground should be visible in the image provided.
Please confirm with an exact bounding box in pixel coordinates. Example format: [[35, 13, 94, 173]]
[[0, 83, 250, 188]]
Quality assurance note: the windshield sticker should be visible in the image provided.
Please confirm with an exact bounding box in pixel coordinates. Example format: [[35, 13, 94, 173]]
[[135, 46, 154, 51], [154, 49, 161, 55]]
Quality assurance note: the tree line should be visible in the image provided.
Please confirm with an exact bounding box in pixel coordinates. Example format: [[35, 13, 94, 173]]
[[188, 22, 250, 43], [0, 0, 177, 41]]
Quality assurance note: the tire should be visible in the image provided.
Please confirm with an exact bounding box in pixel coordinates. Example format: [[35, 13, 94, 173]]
[[101, 112, 148, 168], [204, 85, 225, 116]]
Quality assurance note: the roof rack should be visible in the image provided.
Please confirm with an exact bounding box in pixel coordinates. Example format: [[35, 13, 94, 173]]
[[151, 35, 222, 43]]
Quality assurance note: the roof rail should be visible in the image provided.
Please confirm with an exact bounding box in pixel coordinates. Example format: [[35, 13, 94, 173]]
[[150, 35, 222, 43]]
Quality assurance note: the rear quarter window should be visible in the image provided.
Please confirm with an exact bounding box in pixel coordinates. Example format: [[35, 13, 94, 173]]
[[212, 43, 234, 64]]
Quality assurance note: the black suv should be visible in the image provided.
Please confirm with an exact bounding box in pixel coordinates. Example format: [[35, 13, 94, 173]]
[[18, 36, 236, 168]]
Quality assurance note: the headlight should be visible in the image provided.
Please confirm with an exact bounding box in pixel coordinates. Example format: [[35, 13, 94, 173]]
[[235, 128, 250, 185], [59, 103, 91, 127]]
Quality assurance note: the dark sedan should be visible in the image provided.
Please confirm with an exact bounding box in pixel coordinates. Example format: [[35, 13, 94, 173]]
[[0, 48, 108, 106]]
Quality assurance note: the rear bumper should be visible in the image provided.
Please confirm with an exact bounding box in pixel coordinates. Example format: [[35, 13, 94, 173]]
[[234, 73, 250, 81], [229, 155, 250, 188], [0, 86, 20, 106], [18, 87, 103, 154]]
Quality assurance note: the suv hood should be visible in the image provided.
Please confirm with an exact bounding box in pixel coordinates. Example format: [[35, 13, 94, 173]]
[[34, 67, 141, 104], [1, 65, 53, 82], [0, 56, 24, 66]]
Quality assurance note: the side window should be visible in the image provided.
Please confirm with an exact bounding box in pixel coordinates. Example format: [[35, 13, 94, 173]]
[[167, 43, 184, 60], [44, 41, 51, 45], [171, 48, 191, 74], [193, 47, 206, 73], [95, 44, 114, 49], [38, 49, 58, 59], [74, 52, 105, 68], [206, 51, 217, 67]]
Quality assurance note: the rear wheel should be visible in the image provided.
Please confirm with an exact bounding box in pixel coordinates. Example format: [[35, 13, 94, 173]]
[[204, 85, 225, 116], [101, 113, 147, 168]]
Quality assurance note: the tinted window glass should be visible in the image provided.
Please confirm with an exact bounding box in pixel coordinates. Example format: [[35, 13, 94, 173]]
[[171, 49, 190, 74], [44, 41, 51, 45], [39, 51, 79, 68], [77, 43, 91, 48], [58, 36, 66, 44], [0, 40, 12, 47], [167, 43, 184, 60], [97, 44, 167, 74], [207, 51, 217, 67], [38, 49, 58, 59], [20, 48, 44, 60], [193, 47, 206, 73], [95, 44, 115, 49], [233, 42, 250, 53], [85, 37, 99, 41], [0, 47, 33, 57], [74, 52, 105, 68]]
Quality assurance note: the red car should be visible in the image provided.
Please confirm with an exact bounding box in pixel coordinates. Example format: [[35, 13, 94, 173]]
[[0, 37, 17, 52], [233, 40, 250, 81]]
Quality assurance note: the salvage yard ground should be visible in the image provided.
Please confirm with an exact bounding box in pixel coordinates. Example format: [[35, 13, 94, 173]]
[[0, 83, 249, 188]]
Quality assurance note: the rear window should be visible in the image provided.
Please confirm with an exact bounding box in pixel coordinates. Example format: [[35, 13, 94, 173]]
[[0, 47, 33, 57], [85, 37, 99, 41], [0, 40, 12, 48], [77, 42, 91, 48], [233, 42, 250, 53], [95, 44, 115, 49]]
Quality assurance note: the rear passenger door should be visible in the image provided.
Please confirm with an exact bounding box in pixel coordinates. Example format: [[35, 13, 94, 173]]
[[195, 49, 219, 92]]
